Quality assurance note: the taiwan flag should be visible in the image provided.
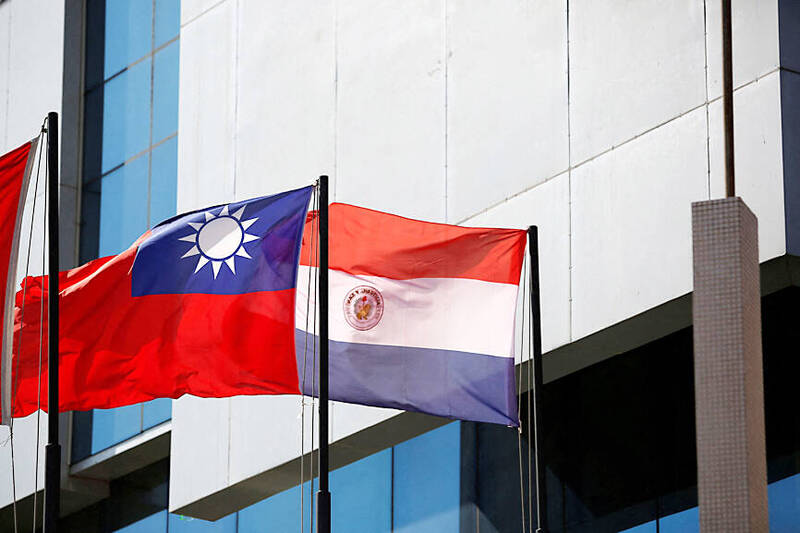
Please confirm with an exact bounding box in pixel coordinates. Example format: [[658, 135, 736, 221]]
[[3, 186, 312, 421]]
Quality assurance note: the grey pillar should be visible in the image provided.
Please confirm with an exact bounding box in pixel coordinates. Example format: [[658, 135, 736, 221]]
[[692, 197, 768, 532]]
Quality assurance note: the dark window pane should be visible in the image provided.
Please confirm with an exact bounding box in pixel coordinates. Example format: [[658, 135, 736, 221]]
[[114, 510, 167, 533]]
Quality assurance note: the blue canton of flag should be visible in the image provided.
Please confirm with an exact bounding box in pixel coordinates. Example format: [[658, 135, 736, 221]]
[[132, 186, 313, 297]]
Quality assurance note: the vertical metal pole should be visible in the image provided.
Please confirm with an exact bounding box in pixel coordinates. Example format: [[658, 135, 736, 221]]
[[722, 0, 735, 197], [317, 175, 331, 533], [44, 111, 60, 533], [528, 226, 548, 533]]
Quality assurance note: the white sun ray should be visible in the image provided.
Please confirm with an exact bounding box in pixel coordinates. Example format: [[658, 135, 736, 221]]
[[195, 256, 209, 273], [179, 203, 260, 279], [182, 246, 200, 258], [224, 257, 236, 274]]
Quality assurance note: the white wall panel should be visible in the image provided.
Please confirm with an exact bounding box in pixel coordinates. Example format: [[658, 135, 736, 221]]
[[235, 0, 335, 201], [177, 0, 237, 212], [0, 0, 65, 512], [705, 0, 779, 100], [4, 0, 64, 151], [571, 108, 709, 339], [181, 0, 228, 25], [446, 0, 568, 223], [169, 397, 231, 509], [569, 0, 706, 164], [708, 71, 785, 261], [335, 0, 446, 222], [464, 173, 571, 355], [0, 5, 9, 150]]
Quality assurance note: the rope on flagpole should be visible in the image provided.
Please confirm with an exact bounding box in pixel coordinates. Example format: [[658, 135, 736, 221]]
[[32, 117, 50, 533], [516, 253, 528, 533], [309, 186, 320, 531], [300, 181, 320, 533], [7, 124, 46, 533]]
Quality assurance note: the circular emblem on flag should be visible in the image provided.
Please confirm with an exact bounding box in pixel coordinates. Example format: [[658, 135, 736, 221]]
[[343, 285, 384, 331]]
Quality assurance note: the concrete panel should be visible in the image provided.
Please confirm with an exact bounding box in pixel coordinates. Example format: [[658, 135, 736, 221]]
[[445, 0, 568, 223], [0, 413, 47, 508], [235, 0, 335, 201], [708, 71, 785, 261], [5, 0, 64, 150], [569, 0, 706, 164], [464, 173, 571, 355], [169, 397, 231, 511], [571, 107, 709, 340], [181, 0, 229, 26], [335, 0, 446, 221], [177, 0, 237, 212], [706, 0, 780, 100]]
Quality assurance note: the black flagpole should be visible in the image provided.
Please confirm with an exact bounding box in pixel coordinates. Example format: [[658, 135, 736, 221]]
[[317, 175, 331, 533], [528, 226, 547, 533], [44, 111, 61, 533]]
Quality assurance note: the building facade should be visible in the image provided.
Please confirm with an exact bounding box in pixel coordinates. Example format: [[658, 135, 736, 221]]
[[0, 0, 799, 531]]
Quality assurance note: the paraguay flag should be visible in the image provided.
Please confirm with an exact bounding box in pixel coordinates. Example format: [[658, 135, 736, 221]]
[[3, 186, 312, 421], [297, 203, 527, 427]]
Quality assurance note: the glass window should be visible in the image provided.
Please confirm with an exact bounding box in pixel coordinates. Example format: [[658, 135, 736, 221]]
[[768, 473, 800, 531], [154, 0, 181, 49], [168, 513, 237, 532], [393, 422, 461, 533], [150, 136, 178, 227], [331, 449, 392, 532], [142, 398, 172, 430], [98, 154, 149, 256], [620, 521, 657, 533], [90, 404, 142, 455], [75, 0, 180, 463], [238, 481, 313, 533], [114, 510, 167, 533], [153, 41, 180, 144], [102, 59, 152, 173], [104, 0, 153, 78]]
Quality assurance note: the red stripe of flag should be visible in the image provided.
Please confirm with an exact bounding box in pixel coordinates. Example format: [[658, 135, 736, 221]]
[[300, 203, 527, 284]]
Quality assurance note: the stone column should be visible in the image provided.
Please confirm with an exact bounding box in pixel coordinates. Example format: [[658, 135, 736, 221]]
[[692, 197, 768, 532]]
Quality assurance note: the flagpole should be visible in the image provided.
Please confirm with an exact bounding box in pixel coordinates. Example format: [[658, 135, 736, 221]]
[[317, 175, 331, 533], [527, 226, 547, 533], [44, 111, 61, 533]]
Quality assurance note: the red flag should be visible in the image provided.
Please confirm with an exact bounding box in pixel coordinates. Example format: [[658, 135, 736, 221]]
[[7, 188, 311, 419], [0, 140, 38, 424]]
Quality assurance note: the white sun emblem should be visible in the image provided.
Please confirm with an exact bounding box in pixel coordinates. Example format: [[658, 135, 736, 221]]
[[178, 205, 259, 279]]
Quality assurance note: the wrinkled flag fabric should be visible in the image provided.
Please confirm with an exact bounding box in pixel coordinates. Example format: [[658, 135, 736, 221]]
[[0, 140, 38, 424], [296, 203, 526, 427], [5, 186, 312, 421]]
